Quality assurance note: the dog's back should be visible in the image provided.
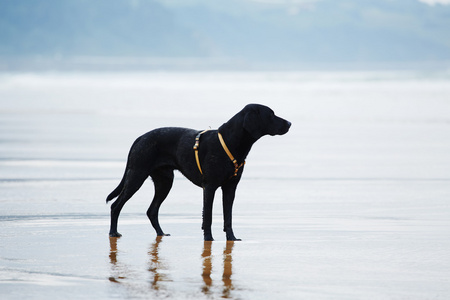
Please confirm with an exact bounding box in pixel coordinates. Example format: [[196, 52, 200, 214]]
[[106, 127, 198, 202]]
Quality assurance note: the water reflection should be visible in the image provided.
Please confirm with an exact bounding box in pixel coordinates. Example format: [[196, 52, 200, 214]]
[[108, 237, 237, 299], [108, 236, 172, 297], [222, 241, 235, 298], [148, 235, 170, 292], [201, 241, 236, 298], [108, 237, 127, 283], [201, 241, 213, 294]]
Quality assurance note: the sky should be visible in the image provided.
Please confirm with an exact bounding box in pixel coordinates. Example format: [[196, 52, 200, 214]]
[[158, 0, 450, 5], [1, 0, 450, 69], [418, 0, 450, 4]]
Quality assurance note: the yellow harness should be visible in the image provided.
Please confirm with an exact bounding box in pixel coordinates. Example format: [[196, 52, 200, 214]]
[[193, 129, 209, 175], [193, 130, 245, 176]]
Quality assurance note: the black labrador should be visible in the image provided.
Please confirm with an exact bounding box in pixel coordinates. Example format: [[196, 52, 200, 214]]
[[106, 104, 291, 241]]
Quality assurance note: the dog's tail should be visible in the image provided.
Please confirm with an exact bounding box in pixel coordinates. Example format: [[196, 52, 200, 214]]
[[106, 137, 141, 203], [106, 171, 126, 203]]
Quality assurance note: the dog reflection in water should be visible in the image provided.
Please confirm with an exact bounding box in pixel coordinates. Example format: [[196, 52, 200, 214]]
[[108, 237, 128, 283], [108, 236, 170, 293], [109, 237, 236, 298], [202, 241, 235, 298], [148, 236, 169, 291]]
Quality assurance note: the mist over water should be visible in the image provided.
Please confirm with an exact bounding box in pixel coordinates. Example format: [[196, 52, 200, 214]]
[[1, 70, 450, 299]]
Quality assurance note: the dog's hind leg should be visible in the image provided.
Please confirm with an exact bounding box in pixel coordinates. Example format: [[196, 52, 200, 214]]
[[109, 169, 148, 237], [147, 169, 174, 236]]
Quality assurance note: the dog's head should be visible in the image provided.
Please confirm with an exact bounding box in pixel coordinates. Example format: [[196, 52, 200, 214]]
[[242, 104, 291, 140]]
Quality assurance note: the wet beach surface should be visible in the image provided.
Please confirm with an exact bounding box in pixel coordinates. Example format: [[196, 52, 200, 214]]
[[1, 71, 450, 299]]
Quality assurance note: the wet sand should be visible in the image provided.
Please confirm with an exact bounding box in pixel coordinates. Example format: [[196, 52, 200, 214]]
[[1, 71, 450, 299]]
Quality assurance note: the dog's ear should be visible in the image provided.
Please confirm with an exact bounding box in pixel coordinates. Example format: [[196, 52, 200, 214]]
[[243, 108, 263, 139]]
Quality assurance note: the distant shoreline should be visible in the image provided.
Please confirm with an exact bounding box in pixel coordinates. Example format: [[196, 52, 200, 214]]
[[1, 56, 449, 73]]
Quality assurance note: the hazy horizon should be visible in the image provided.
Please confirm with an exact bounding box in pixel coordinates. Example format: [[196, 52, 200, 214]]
[[1, 0, 450, 71]]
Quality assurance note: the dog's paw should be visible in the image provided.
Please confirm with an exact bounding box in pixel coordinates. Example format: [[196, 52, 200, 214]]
[[157, 233, 171, 237], [204, 235, 214, 241], [226, 232, 241, 241], [109, 232, 122, 238]]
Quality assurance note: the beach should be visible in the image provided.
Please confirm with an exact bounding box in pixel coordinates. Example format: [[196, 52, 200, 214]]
[[1, 70, 450, 299]]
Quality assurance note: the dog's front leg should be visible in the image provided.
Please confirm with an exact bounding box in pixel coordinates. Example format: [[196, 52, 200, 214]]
[[202, 186, 217, 241], [222, 183, 241, 241]]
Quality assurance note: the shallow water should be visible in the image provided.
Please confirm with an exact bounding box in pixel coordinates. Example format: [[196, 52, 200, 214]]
[[1, 71, 450, 299]]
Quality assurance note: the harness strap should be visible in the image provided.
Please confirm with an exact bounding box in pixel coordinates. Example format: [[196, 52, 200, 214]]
[[193, 129, 209, 175], [193, 130, 245, 177], [218, 132, 245, 177]]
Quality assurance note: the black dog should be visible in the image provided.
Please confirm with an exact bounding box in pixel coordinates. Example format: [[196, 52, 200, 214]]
[[106, 104, 291, 241]]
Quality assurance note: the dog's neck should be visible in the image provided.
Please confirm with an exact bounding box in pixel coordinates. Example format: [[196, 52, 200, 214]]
[[218, 119, 258, 163]]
